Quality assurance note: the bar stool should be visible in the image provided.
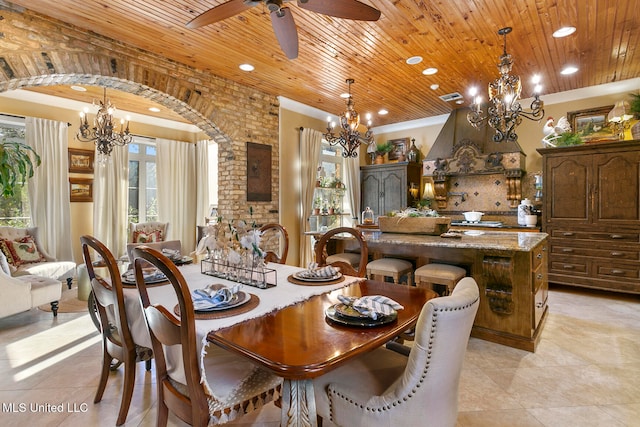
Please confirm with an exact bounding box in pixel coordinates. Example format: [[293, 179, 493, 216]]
[[414, 263, 466, 296], [326, 252, 362, 269], [366, 258, 413, 285]]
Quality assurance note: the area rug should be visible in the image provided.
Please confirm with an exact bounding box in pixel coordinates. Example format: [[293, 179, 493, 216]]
[[38, 286, 88, 313]]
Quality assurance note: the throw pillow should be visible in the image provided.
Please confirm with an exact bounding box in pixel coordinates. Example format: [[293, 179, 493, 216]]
[[0, 239, 17, 266], [133, 230, 162, 243], [3, 236, 46, 266]]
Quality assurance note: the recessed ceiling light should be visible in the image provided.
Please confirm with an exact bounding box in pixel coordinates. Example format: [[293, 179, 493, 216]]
[[339, 92, 350, 99], [148, 107, 161, 113], [455, 99, 465, 105], [239, 63, 254, 72], [70, 85, 86, 92], [406, 56, 423, 65], [553, 26, 576, 38], [378, 109, 388, 115], [560, 65, 579, 75], [430, 84, 439, 90], [422, 67, 438, 75]]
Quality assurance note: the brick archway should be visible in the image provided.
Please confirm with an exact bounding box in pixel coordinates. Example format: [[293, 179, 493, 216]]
[[0, 6, 280, 222]]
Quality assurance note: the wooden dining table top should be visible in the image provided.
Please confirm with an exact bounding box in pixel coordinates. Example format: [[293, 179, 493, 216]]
[[207, 280, 437, 380]]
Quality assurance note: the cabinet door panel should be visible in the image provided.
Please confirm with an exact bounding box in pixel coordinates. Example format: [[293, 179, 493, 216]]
[[547, 156, 590, 222], [595, 152, 640, 222], [361, 173, 381, 216], [381, 170, 405, 214]]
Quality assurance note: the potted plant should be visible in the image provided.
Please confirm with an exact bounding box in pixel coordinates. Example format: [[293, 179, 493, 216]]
[[375, 141, 393, 164], [313, 196, 322, 215], [629, 93, 640, 140], [0, 128, 41, 198]]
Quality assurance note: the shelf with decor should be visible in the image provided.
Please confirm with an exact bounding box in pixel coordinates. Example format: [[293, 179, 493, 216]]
[[309, 186, 348, 232]]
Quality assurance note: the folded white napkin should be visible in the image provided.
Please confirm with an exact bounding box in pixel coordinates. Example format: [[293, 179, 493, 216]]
[[298, 262, 339, 279], [337, 295, 404, 320], [192, 284, 241, 311]]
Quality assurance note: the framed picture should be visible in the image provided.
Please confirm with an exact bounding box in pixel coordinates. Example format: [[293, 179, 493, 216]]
[[388, 137, 409, 161], [567, 105, 618, 142], [246, 142, 272, 201], [69, 177, 93, 202], [68, 148, 94, 173]]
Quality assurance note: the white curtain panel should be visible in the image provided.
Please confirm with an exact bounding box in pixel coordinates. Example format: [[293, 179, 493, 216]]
[[156, 139, 197, 252], [93, 145, 129, 258], [343, 156, 361, 224], [25, 117, 73, 261], [195, 139, 210, 226], [299, 128, 323, 268]]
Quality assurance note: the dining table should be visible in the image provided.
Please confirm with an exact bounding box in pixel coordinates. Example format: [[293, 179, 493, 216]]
[[121, 261, 436, 427]]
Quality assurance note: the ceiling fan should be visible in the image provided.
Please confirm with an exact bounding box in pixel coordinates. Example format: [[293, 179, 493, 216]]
[[186, 0, 381, 59]]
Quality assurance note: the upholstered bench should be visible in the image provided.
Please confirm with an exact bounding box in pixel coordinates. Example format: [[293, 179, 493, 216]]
[[0, 226, 76, 289]]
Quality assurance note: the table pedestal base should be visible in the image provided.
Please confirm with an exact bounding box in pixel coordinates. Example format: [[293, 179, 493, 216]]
[[281, 378, 318, 427]]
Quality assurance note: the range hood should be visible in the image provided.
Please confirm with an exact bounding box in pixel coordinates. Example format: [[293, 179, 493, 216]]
[[423, 108, 527, 209]]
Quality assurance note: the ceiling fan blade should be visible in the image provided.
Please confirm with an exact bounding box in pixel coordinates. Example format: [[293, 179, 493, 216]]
[[297, 0, 381, 21], [186, 0, 255, 29], [271, 8, 299, 59]]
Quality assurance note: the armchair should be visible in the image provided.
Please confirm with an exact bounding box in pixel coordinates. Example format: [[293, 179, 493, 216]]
[[128, 222, 169, 243], [313, 277, 480, 427], [0, 226, 75, 289]]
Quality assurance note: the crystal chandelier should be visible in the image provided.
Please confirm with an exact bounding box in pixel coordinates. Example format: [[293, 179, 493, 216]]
[[324, 78, 374, 158], [76, 87, 132, 157], [467, 27, 545, 143]]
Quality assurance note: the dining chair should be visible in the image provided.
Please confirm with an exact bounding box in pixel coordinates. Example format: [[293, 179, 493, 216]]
[[80, 235, 153, 426], [315, 227, 368, 277], [131, 246, 282, 427], [258, 223, 289, 264], [313, 277, 480, 427]]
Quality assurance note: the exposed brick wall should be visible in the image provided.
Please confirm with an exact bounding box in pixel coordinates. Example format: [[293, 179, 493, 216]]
[[0, 5, 279, 223]]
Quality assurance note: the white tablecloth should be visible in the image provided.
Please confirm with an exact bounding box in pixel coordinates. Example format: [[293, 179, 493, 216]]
[[122, 262, 361, 396]]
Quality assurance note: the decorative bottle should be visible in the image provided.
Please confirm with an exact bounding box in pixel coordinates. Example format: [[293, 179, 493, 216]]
[[406, 138, 421, 163], [518, 198, 533, 225]]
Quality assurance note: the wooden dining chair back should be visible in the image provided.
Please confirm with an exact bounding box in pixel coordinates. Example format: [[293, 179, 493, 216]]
[[80, 235, 153, 426], [315, 227, 368, 277], [258, 223, 289, 264], [132, 246, 281, 427]]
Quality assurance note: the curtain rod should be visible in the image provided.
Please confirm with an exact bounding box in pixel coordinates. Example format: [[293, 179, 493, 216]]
[[0, 113, 71, 126]]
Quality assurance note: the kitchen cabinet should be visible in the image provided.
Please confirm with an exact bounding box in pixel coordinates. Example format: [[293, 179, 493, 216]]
[[360, 163, 421, 219], [333, 231, 549, 352], [538, 140, 640, 294]]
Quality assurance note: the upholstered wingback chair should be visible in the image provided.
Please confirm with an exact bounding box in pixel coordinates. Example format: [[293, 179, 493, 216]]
[[313, 277, 480, 427], [0, 226, 75, 288], [127, 222, 169, 243]]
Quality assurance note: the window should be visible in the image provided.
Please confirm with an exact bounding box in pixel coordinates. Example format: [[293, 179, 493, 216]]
[[317, 141, 353, 227], [0, 119, 30, 227], [127, 137, 158, 224]]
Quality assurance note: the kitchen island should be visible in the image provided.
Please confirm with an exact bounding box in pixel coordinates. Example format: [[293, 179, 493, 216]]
[[333, 230, 549, 352]]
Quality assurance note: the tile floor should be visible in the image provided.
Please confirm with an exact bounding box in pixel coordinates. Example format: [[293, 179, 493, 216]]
[[0, 285, 638, 426]]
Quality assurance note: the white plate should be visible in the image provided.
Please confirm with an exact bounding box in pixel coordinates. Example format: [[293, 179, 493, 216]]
[[464, 230, 485, 236], [293, 271, 343, 282]]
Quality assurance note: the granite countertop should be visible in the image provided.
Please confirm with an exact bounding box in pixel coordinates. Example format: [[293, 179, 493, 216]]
[[358, 230, 548, 252]]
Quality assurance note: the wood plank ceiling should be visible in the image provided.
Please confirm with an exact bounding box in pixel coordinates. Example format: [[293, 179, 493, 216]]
[[5, 0, 640, 127]]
